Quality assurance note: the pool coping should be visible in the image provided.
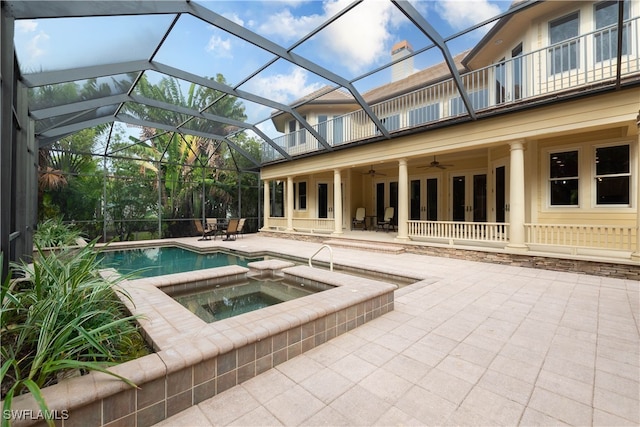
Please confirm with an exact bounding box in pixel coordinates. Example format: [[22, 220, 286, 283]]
[[9, 261, 397, 427]]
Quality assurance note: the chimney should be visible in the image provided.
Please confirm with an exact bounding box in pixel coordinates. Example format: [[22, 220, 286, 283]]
[[391, 40, 414, 82]]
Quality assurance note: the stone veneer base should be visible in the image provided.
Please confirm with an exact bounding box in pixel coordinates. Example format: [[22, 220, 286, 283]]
[[8, 265, 396, 427]]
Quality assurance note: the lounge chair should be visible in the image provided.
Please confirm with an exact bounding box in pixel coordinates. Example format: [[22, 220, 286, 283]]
[[352, 207, 366, 230], [195, 219, 216, 240], [222, 218, 240, 241], [236, 218, 246, 238], [376, 207, 395, 232]]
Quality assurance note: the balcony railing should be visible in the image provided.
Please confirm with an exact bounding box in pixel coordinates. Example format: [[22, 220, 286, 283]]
[[262, 17, 639, 162]]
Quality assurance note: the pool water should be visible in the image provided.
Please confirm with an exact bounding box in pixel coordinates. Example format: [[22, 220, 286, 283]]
[[99, 246, 262, 278], [168, 278, 319, 323]]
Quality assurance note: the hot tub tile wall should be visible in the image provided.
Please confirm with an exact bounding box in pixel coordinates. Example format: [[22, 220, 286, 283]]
[[8, 266, 395, 427]]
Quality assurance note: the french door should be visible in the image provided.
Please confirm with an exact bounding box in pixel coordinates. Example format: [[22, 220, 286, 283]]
[[410, 177, 439, 220], [317, 182, 333, 218], [451, 172, 487, 222]]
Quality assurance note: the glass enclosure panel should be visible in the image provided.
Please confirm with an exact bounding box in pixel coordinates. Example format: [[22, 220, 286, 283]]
[[28, 74, 137, 110], [15, 15, 175, 72], [153, 14, 276, 86]]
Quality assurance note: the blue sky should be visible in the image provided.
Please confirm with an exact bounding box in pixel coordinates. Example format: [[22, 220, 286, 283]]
[[13, 0, 511, 138]]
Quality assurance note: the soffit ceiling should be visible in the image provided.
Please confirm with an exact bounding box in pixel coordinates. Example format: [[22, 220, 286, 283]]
[[5, 0, 541, 165]]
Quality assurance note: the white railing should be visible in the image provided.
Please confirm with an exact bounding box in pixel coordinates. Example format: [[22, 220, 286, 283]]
[[265, 217, 335, 233], [525, 223, 636, 252], [263, 17, 639, 162], [408, 220, 509, 243]]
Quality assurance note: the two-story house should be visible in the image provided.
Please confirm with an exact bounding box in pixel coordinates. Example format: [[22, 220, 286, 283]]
[[261, 0, 640, 265]]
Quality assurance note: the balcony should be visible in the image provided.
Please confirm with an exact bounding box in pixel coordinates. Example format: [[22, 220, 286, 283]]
[[262, 17, 640, 163]]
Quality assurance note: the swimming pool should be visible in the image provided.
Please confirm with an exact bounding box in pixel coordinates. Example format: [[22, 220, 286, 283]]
[[99, 246, 262, 278], [167, 277, 320, 323]]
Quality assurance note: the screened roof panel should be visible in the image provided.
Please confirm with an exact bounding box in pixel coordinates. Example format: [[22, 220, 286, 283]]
[[35, 105, 119, 133], [7, 0, 536, 158], [14, 15, 176, 73], [289, 1, 436, 86], [152, 13, 277, 87], [28, 73, 136, 110], [121, 102, 186, 128], [179, 117, 238, 138]]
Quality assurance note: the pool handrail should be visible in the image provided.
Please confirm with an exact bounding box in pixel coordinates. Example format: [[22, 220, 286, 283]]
[[308, 244, 333, 271]]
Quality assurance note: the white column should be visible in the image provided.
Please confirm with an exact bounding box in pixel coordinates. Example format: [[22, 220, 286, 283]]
[[396, 158, 409, 240], [632, 112, 640, 260], [333, 169, 343, 235], [507, 140, 528, 251], [286, 176, 294, 231], [262, 180, 270, 230]]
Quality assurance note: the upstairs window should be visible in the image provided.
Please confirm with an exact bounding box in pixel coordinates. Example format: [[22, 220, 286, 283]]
[[381, 114, 400, 132], [317, 115, 328, 141], [595, 1, 630, 62], [549, 150, 579, 206], [287, 120, 296, 147], [595, 144, 630, 205], [409, 103, 439, 126], [549, 12, 580, 74]]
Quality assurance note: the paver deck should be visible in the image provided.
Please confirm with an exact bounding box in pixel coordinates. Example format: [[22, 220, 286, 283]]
[[149, 234, 639, 426]]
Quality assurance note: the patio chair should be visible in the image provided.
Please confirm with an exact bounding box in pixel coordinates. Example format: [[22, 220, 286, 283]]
[[376, 207, 395, 232], [195, 219, 216, 241], [235, 218, 246, 238], [222, 218, 240, 241], [352, 207, 366, 230]]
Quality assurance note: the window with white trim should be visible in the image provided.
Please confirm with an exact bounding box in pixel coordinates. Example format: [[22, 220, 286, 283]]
[[549, 150, 579, 206], [595, 1, 629, 62], [595, 144, 630, 205], [293, 181, 307, 210], [548, 11, 580, 75]]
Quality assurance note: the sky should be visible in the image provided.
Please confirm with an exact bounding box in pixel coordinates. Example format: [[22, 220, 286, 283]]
[[13, 0, 511, 140]]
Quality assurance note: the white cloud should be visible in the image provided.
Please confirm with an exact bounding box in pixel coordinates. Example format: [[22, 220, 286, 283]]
[[16, 19, 38, 33], [255, 8, 324, 42], [206, 35, 233, 57], [435, 0, 502, 30], [247, 67, 324, 105], [223, 12, 244, 27], [319, 0, 394, 74]]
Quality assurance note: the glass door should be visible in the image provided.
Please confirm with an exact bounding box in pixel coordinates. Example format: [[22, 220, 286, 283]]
[[317, 182, 333, 218], [451, 173, 487, 222], [410, 177, 439, 220]]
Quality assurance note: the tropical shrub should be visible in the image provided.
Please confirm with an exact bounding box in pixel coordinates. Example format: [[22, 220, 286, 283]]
[[0, 244, 148, 426], [33, 217, 83, 248]]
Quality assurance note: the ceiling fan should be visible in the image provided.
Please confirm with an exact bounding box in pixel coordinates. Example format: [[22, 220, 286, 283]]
[[362, 165, 386, 177], [419, 156, 454, 170]]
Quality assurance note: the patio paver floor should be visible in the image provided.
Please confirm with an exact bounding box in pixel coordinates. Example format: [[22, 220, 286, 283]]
[[151, 235, 639, 426]]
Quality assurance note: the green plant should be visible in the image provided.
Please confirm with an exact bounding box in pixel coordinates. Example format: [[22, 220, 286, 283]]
[[1, 244, 142, 427], [33, 217, 83, 248]]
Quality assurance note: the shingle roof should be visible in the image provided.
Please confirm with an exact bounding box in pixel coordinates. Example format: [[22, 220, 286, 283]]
[[362, 50, 469, 104]]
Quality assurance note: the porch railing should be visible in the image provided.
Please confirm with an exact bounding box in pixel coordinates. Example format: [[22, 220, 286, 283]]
[[266, 217, 334, 233], [525, 223, 636, 252], [263, 17, 640, 162], [408, 220, 509, 244]]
